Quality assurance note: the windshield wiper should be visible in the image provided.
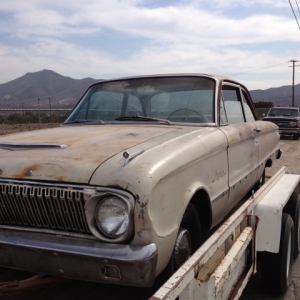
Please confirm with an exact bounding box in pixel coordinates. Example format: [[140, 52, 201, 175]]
[[65, 119, 105, 125], [115, 115, 172, 125]]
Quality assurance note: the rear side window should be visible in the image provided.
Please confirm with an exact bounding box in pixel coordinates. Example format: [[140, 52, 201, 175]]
[[221, 85, 256, 125], [221, 86, 245, 124], [241, 90, 255, 122]]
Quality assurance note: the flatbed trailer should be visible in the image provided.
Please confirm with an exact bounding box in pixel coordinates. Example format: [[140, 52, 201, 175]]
[[1, 166, 300, 300], [151, 166, 300, 300]]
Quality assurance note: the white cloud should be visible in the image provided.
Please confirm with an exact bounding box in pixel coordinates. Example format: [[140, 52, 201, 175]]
[[199, 0, 288, 8], [0, 0, 299, 90], [0, 0, 296, 43]]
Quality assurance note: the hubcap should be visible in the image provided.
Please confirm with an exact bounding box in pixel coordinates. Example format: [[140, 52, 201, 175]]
[[174, 228, 192, 270]]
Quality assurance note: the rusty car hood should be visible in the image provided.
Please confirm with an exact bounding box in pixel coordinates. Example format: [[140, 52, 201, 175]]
[[0, 125, 187, 183]]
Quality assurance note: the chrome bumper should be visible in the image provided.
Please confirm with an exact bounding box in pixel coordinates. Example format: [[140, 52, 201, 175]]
[[278, 128, 299, 134], [0, 229, 158, 287]]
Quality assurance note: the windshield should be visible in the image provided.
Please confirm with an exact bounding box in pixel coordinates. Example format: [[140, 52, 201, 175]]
[[268, 108, 299, 117], [65, 77, 216, 124]]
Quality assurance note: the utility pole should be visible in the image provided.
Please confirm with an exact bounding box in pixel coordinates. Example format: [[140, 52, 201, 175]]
[[49, 98, 52, 122], [38, 98, 41, 126], [289, 60, 300, 107]]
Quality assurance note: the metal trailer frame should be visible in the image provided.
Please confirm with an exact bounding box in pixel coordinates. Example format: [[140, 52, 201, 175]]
[[150, 167, 300, 300]]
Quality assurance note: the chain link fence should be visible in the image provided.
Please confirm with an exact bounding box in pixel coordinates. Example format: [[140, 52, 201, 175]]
[[0, 107, 271, 136], [0, 109, 72, 136]]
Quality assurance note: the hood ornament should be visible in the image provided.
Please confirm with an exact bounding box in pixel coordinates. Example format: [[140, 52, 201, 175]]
[[122, 150, 144, 167]]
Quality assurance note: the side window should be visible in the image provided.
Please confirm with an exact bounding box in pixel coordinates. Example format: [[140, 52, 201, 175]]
[[241, 90, 255, 122], [150, 89, 214, 123], [221, 85, 245, 124]]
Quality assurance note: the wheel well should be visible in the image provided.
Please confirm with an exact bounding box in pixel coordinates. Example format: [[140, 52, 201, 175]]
[[190, 189, 212, 232], [266, 159, 272, 168]]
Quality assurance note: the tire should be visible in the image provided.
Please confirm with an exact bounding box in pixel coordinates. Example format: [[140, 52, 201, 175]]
[[284, 192, 300, 258], [161, 203, 202, 278], [261, 213, 294, 295], [293, 132, 299, 140]]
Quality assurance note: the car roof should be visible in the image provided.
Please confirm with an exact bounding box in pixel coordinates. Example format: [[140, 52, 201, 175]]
[[94, 73, 245, 87], [90, 73, 252, 96]]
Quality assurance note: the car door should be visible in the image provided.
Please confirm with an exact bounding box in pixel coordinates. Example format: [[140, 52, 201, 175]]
[[240, 89, 279, 181], [219, 83, 259, 210]]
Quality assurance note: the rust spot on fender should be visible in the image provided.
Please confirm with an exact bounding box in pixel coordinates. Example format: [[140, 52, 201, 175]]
[[14, 164, 42, 178], [135, 194, 140, 203], [53, 175, 67, 182], [138, 200, 149, 220]]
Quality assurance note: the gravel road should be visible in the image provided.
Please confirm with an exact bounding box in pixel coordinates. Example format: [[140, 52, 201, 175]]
[[266, 138, 300, 177]]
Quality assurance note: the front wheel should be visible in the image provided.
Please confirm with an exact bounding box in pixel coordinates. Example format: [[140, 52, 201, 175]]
[[162, 203, 202, 277]]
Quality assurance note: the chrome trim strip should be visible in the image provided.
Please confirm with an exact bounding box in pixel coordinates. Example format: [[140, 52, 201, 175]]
[[212, 188, 230, 203], [0, 178, 95, 190], [0, 178, 132, 194], [0, 142, 68, 151], [0, 225, 97, 240]]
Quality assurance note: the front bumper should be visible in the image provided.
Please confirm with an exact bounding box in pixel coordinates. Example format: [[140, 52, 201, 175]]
[[278, 128, 299, 135], [0, 229, 158, 287]]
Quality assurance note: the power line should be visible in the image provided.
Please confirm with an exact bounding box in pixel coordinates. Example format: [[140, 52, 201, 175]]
[[288, 0, 300, 29], [226, 61, 288, 77], [295, 0, 300, 13]]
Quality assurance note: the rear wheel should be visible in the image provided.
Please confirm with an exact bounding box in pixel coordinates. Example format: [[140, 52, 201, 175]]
[[261, 213, 294, 295], [284, 192, 300, 258]]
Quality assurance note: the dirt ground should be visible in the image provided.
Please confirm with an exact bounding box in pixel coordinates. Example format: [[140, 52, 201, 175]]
[[266, 137, 300, 177]]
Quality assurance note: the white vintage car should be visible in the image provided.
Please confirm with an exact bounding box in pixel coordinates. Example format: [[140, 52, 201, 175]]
[[0, 74, 281, 287]]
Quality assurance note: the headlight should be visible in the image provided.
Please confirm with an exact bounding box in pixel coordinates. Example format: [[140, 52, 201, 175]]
[[95, 196, 129, 238], [290, 121, 299, 127]]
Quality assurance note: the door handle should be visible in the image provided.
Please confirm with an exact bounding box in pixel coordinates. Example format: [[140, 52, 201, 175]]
[[254, 127, 261, 133]]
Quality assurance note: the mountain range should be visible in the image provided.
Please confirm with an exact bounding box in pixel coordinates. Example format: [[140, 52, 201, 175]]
[[0, 69, 299, 109], [0, 70, 100, 109]]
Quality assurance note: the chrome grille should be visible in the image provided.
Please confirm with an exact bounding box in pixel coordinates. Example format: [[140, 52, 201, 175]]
[[0, 182, 91, 235], [276, 122, 289, 128]]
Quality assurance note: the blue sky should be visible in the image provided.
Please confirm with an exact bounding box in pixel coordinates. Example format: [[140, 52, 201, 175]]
[[0, 0, 300, 90]]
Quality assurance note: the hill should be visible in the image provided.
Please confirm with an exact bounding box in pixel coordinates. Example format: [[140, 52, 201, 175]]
[[0, 70, 100, 109], [250, 85, 300, 107], [0, 70, 299, 108]]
